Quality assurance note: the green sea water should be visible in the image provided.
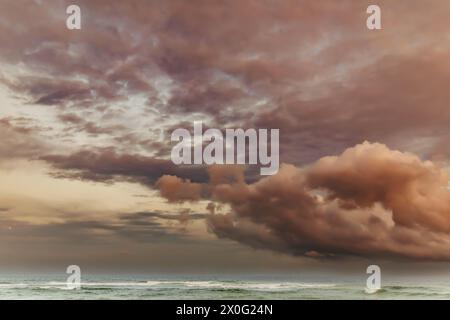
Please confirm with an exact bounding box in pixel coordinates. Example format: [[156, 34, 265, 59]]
[[1, 273, 450, 299]]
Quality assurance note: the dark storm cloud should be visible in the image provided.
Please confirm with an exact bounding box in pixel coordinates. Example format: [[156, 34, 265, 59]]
[[2, 0, 450, 165], [40, 148, 209, 185], [254, 52, 450, 164]]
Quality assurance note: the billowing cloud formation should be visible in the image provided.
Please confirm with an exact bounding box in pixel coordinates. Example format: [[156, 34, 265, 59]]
[[157, 142, 450, 260]]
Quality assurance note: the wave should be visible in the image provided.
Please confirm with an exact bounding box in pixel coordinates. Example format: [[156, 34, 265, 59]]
[[2, 279, 450, 299], [364, 287, 384, 294], [174, 281, 337, 291], [0, 280, 337, 292], [364, 284, 450, 298]]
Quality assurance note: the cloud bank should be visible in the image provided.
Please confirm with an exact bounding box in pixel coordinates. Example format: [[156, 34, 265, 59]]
[[157, 142, 450, 260]]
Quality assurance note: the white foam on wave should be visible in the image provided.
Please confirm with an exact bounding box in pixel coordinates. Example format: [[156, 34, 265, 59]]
[[0, 280, 337, 291], [147, 280, 337, 291], [365, 287, 382, 294]]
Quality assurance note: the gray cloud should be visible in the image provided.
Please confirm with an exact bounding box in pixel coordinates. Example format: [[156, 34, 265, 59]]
[[40, 148, 209, 185]]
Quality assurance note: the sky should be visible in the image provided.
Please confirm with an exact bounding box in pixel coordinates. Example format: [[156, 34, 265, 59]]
[[1, 0, 450, 275]]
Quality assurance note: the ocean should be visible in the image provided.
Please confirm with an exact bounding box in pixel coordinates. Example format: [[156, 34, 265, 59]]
[[1, 273, 449, 300]]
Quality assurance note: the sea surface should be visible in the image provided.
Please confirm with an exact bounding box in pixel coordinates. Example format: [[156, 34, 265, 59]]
[[0, 273, 449, 300]]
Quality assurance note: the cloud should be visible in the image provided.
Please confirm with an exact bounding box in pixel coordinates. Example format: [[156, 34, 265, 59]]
[[253, 51, 450, 164], [41, 147, 208, 185], [58, 113, 126, 136], [2, 0, 450, 268], [0, 118, 49, 161], [156, 176, 204, 202], [0, 210, 198, 245], [156, 142, 450, 260], [2, 0, 450, 168], [119, 211, 207, 228]]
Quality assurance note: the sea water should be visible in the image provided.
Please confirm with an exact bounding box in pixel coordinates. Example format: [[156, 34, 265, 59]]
[[1, 273, 450, 300]]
